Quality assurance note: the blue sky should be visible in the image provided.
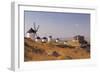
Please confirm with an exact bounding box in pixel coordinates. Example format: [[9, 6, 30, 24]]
[[24, 11, 90, 39]]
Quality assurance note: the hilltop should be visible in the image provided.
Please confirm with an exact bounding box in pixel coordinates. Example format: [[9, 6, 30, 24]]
[[24, 38, 90, 61]]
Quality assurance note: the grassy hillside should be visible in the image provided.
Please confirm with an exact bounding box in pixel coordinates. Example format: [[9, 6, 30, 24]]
[[24, 38, 90, 61]]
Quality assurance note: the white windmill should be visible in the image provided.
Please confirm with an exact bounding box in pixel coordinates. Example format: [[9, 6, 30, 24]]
[[47, 36, 52, 43], [26, 22, 40, 40]]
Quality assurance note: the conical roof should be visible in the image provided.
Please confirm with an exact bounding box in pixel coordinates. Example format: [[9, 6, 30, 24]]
[[43, 37, 47, 39], [36, 36, 41, 39], [27, 28, 35, 33]]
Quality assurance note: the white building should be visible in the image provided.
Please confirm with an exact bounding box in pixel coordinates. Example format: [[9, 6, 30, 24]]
[[47, 36, 52, 43], [42, 37, 47, 43], [63, 41, 67, 45], [35, 36, 41, 42], [55, 38, 60, 43], [26, 28, 36, 40]]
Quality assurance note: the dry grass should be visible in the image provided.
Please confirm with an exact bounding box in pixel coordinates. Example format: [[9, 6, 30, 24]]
[[24, 38, 90, 61]]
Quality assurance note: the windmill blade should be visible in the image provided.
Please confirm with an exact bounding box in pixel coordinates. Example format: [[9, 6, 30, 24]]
[[36, 25, 40, 31], [33, 22, 36, 30]]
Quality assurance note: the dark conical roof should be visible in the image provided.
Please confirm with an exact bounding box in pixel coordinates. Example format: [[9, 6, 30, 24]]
[[36, 36, 41, 39], [43, 37, 47, 39], [27, 28, 36, 33]]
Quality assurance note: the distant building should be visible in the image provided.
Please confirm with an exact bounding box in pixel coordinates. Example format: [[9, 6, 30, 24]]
[[42, 37, 48, 43], [63, 41, 67, 45], [26, 23, 39, 40], [56, 38, 60, 43], [74, 35, 85, 42], [35, 36, 41, 42], [47, 36, 52, 43], [73, 35, 89, 48], [26, 28, 36, 40]]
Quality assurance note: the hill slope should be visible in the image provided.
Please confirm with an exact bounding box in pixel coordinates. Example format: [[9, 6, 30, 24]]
[[24, 38, 90, 61]]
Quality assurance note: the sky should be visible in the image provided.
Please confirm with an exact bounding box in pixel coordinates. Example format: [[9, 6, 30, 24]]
[[24, 11, 90, 40]]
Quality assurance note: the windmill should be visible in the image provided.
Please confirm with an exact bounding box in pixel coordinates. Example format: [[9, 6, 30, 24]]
[[26, 22, 40, 40], [32, 22, 40, 38]]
